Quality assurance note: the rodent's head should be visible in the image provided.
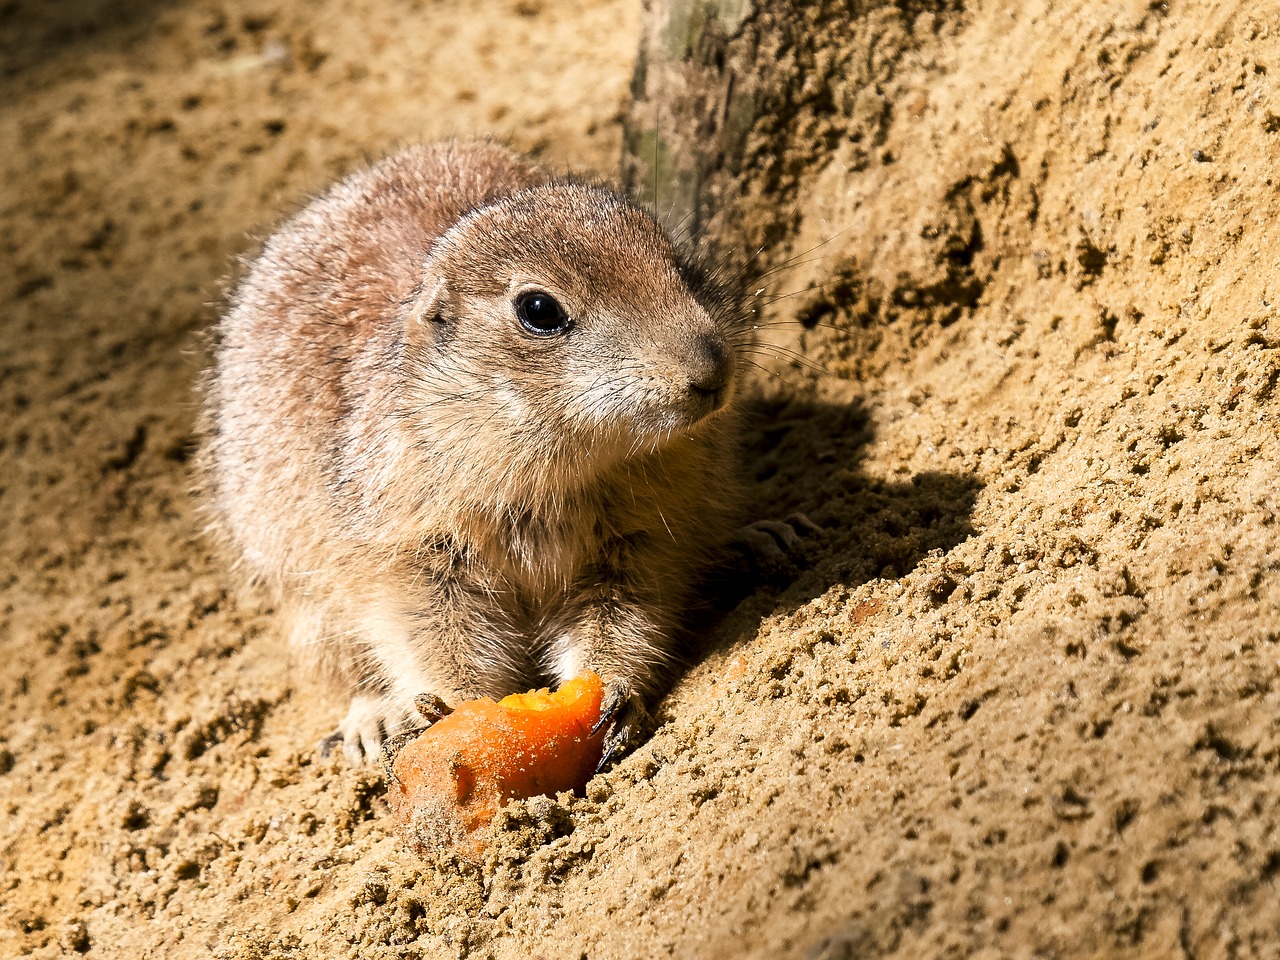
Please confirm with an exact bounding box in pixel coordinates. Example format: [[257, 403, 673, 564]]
[[402, 182, 748, 464]]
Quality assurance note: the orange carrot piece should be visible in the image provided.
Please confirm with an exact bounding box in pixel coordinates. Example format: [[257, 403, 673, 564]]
[[387, 672, 606, 857]]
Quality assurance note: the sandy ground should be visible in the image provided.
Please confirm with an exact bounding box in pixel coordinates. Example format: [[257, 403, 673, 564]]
[[3, 0, 1280, 958]]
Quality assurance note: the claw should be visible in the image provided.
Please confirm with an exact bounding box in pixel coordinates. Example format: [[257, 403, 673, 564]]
[[591, 680, 649, 773], [591, 680, 628, 737], [750, 518, 802, 550], [740, 513, 820, 554], [597, 733, 624, 774], [784, 512, 821, 536], [596, 715, 641, 774], [317, 730, 343, 759], [413, 693, 453, 725], [730, 512, 821, 578]]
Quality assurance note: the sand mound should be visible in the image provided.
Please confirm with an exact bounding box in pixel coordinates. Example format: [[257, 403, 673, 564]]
[[2, 1, 1278, 957]]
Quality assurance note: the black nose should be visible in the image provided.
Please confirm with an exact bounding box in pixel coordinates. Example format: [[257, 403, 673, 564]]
[[687, 335, 732, 396]]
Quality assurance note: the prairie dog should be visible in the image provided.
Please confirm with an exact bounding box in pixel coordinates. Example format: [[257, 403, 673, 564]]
[[198, 141, 749, 764]]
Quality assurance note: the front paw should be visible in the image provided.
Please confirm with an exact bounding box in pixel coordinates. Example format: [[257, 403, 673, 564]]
[[317, 694, 421, 767], [730, 512, 820, 580], [592, 679, 651, 773]]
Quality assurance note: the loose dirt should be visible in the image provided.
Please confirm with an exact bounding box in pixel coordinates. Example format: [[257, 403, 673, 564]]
[[2, 1, 1278, 958]]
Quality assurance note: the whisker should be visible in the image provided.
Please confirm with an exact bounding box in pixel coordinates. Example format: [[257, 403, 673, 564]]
[[736, 344, 832, 376], [748, 246, 843, 285], [746, 318, 851, 335], [756, 276, 849, 307]]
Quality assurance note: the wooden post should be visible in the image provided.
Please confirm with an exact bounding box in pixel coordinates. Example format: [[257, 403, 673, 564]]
[[622, 0, 755, 243]]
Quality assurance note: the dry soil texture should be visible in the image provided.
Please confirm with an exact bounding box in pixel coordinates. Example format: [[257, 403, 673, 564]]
[[3, 1, 1280, 959]]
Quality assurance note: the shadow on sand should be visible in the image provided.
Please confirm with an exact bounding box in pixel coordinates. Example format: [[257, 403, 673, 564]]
[[684, 386, 983, 665], [2, 0, 216, 99]]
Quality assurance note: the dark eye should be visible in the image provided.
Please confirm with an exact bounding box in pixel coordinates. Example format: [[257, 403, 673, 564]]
[[514, 290, 571, 336]]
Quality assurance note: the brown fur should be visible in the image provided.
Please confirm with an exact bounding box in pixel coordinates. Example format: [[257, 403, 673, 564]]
[[197, 141, 749, 760]]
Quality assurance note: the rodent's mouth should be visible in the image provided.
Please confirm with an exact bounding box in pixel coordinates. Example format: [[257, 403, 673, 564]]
[[571, 367, 736, 446], [640, 380, 734, 436], [693, 368, 737, 413], [687, 385, 730, 423]]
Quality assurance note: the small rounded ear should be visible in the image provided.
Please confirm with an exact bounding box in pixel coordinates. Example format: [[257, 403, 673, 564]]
[[405, 275, 448, 327]]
